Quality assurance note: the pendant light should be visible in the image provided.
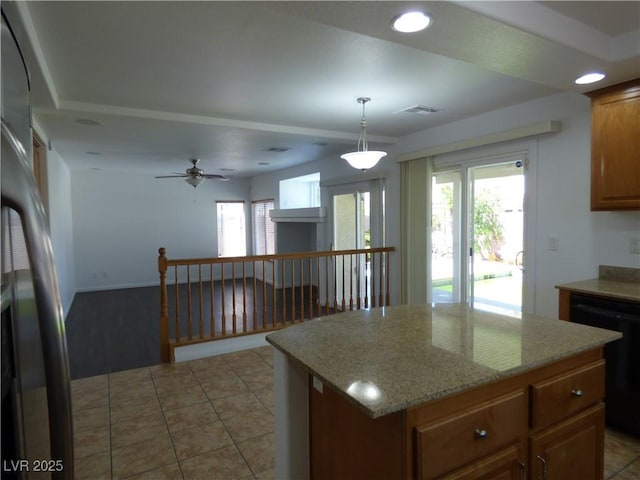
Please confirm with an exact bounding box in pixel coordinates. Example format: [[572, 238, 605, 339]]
[[341, 97, 387, 171]]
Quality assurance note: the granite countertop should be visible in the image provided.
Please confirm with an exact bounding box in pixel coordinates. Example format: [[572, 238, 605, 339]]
[[555, 279, 640, 303], [266, 304, 621, 419]]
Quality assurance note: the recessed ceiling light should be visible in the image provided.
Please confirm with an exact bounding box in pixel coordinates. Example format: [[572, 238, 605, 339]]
[[219, 168, 235, 172], [258, 162, 270, 166], [75, 118, 102, 126], [391, 12, 431, 33], [85, 151, 102, 155], [575, 72, 606, 85]]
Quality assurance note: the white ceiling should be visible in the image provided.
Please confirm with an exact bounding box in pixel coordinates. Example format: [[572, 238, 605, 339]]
[[11, 1, 640, 178]]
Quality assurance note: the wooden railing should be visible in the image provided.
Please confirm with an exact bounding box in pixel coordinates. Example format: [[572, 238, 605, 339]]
[[158, 246, 395, 362]]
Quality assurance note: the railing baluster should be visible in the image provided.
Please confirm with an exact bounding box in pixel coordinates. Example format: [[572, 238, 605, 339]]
[[186, 266, 192, 340], [210, 263, 215, 338], [159, 247, 394, 362], [309, 257, 314, 319], [198, 264, 204, 339], [174, 266, 180, 342], [371, 252, 376, 309], [221, 262, 226, 335], [242, 261, 247, 333], [299, 258, 304, 321], [253, 260, 258, 330], [281, 258, 286, 325], [290, 259, 296, 324]]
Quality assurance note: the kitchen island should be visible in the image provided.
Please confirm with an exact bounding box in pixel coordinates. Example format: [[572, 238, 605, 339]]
[[266, 304, 621, 480]]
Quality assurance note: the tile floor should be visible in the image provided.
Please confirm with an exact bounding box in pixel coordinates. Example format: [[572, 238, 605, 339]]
[[72, 346, 640, 480]]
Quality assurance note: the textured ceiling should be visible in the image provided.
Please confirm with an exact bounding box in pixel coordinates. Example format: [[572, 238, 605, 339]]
[[7, 1, 639, 177]]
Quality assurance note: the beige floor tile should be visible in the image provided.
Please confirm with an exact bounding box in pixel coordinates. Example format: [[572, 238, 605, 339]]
[[188, 354, 228, 371], [170, 421, 234, 461], [109, 367, 151, 388], [72, 374, 109, 397], [201, 375, 249, 400], [222, 408, 274, 443], [72, 388, 110, 412], [74, 451, 111, 480], [111, 411, 168, 449], [239, 370, 273, 391], [164, 401, 220, 435], [73, 405, 109, 433], [605, 429, 640, 472], [110, 379, 157, 402], [120, 463, 183, 480], [210, 391, 265, 419], [192, 365, 238, 384], [618, 458, 640, 479], [253, 387, 275, 410], [180, 445, 253, 480], [110, 393, 162, 424], [73, 426, 110, 459], [154, 371, 200, 396], [225, 355, 271, 375], [158, 384, 208, 411], [111, 434, 176, 479], [255, 467, 276, 480], [237, 432, 275, 475], [149, 361, 193, 380]]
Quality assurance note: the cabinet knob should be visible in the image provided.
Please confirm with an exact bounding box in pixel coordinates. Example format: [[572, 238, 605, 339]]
[[571, 389, 583, 398], [474, 428, 488, 439]]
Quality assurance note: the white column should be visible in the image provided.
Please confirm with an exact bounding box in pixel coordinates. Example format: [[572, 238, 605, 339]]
[[273, 348, 310, 479]]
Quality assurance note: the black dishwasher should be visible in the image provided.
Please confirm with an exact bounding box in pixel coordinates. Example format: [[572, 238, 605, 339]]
[[570, 293, 640, 436]]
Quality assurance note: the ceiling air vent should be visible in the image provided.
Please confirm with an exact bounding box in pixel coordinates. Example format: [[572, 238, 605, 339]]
[[395, 104, 440, 115]]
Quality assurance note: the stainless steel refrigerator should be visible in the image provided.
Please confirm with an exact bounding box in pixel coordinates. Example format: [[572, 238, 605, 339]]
[[1, 7, 74, 479]]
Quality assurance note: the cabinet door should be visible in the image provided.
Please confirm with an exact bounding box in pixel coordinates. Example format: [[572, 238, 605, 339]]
[[589, 79, 640, 211], [530, 404, 604, 480], [441, 443, 525, 480]]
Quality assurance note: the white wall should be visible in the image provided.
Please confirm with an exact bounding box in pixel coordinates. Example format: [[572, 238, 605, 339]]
[[252, 91, 640, 318], [43, 148, 76, 316], [71, 170, 250, 290]]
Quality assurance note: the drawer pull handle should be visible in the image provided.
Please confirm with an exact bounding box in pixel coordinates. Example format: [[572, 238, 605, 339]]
[[571, 389, 583, 398], [474, 428, 488, 439]]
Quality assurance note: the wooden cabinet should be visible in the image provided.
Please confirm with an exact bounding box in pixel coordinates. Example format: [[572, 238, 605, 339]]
[[414, 390, 526, 479], [308, 349, 606, 480], [587, 79, 640, 211], [530, 404, 605, 480]]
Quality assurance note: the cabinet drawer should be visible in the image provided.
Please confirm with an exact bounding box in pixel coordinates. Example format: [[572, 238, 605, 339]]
[[530, 360, 605, 430], [415, 390, 527, 480]]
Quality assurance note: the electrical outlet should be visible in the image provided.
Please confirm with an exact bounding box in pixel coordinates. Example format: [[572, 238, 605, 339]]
[[630, 238, 640, 255], [548, 235, 559, 251]]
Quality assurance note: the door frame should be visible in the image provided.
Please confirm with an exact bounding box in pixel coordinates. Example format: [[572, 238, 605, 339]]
[[429, 141, 538, 315]]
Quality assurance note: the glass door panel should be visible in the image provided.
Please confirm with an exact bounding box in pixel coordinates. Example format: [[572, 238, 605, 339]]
[[469, 162, 524, 316]]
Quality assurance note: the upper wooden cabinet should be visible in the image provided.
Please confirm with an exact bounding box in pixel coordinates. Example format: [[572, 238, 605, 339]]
[[587, 79, 640, 211]]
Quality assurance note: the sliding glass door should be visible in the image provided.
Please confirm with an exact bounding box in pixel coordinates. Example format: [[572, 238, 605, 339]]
[[431, 158, 525, 316]]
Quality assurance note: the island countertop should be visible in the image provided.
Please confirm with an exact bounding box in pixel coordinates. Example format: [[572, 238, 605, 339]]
[[266, 304, 621, 418]]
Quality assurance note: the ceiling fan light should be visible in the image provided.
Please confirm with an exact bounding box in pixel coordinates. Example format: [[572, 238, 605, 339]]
[[185, 176, 205, 188], [341, 151, 387, 171]]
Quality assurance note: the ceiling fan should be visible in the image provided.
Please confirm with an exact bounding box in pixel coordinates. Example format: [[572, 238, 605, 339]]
[[155, 158, 229, 188]]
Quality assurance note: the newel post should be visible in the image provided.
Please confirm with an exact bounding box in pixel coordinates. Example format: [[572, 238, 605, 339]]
[[158, 247, 170, 363]]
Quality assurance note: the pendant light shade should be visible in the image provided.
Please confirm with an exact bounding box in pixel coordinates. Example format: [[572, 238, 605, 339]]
[[341, 97, 387, 171]]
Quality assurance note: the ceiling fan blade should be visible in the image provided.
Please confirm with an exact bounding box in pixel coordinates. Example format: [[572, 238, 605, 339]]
[[155, 174, 188, 178], [202, 174, 229, 181]]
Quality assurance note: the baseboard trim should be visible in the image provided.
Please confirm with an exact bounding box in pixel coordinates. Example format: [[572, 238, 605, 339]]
[[173, 333, 271, 363]]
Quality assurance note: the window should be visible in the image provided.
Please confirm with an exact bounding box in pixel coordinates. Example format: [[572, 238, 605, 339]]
[[279, 172, 320, 208], [216, 201, 246, 257], [251, 199, 275, 255]]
